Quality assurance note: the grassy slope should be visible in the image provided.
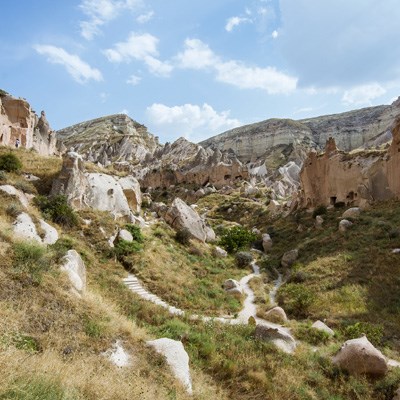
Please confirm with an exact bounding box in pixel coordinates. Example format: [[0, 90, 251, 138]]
[[2, 148, 400, 399]]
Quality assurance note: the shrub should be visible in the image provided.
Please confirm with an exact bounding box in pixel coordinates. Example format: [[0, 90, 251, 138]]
[[294, 323, 331, 345], [342, 322, 384, 346], [125, 224, 144, 243], [277, 283, 316, 318], [312, 204, 327, 218], [6, 202, 23, 218], [0, 153, 22, 173], [175, 228, 191, 245], [34, 195, 78, 228], [113, 239, 142, 258], [235, 251, 253, 268], [219, 226, 257, 253], [13, 333, 41, 353]]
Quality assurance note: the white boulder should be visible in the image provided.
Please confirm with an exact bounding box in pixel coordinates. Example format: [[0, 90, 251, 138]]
[[342, 207, 361, 219], [265, 306, 288, 324], [13, 213, 41, 243], [255, 324, 296, 353], [213, 246, 227, 258], [312, 320, 334, 336], [103, 340, 132, 368], [0, 185, 30, 208], [39, 219, 59, 245], [61, 250, 86, 296], [147, 338, 192, 395], [339, 219, 353, 233]]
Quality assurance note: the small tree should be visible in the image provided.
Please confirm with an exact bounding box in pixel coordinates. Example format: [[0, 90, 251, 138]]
[[219, 226, 257, 253], [34, 195, 78, 228]]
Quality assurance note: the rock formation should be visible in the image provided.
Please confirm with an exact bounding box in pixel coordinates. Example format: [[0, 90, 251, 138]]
[[298, 117, 400, 209], [0, 92, 57, 156], [61, 250, 87, 296], [51, 152, 142, 220]]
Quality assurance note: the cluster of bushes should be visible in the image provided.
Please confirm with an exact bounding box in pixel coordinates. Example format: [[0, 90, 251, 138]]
[[34, 195, 78, 228], [114, 224, 144, 259], [0, 153, 22, 173], [175, 228, 191, 245], [276, 283, 316, 318]]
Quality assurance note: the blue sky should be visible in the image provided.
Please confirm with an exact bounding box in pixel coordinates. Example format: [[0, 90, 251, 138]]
[[1, 0, 400, 143]]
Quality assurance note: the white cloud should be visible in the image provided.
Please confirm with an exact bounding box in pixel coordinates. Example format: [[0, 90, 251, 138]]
[[271, 30, 278, 39], [33, 45, 103, 83], [225, 16, 250, 32], [342, 83, 386, 106], [146, 103, 241, 142], [79, 0, 142, 40], [293, 107, 313, 115], [103, 32, 172, 77], [126, 74, 141, 85], [137, 10, 154, 23], [176, 38, 297, 94]]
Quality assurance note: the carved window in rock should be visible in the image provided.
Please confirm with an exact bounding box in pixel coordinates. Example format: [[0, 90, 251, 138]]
[[330, 196, 337, 206]]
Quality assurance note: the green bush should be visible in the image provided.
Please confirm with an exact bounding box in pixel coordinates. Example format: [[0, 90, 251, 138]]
[[235, 251, 253, 268], [277, 283, 316, 318], [34, 195, 78, 228], [0, 153, 22, 173], [175, 228, 191, 245], [114, 239, 142, 258], [13, 334, 41, 353], [294, 323, 331, 345], [125, 224, 144, 243], [312, 204, 327, 219], [219, 226, 257, 253], [342, 322, 384, 346]]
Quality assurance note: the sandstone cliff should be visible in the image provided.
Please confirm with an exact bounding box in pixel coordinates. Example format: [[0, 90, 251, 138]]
[[297, 118, 400, 209], [0, 91, 57, 156], [56, 114, 160, 166], [200, 98, 400, 167]]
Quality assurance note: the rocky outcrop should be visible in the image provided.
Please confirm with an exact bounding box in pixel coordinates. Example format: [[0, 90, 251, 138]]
[[56, 114, 159, 166], [0, 93, 57, 156], [51, 152, 142, 220], [137, 137, 248, 189], [13, 213, 42, 243], [164, 198, 215, 243], [332, 336, 388, 376], [298, 117, 400, 209], [147, 338, 192, 395]]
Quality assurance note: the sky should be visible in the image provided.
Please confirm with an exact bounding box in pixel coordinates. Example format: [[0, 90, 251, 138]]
[[1, 0, 400, 144]]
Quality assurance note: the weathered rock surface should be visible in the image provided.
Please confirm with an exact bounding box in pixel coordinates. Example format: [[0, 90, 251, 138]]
[[315, 215, 324, 228], [61, 250, 86, 295], [342, 207, 361, 219], [262, 233, 273, 253], [0, 92, 57, 156], [13, 213, 42, 243], [39, 219, 59, 245], [147, 338, 192, 395], [265, 307, 288, 324], [298, 116, 400, 209], [51, 152, 141, 220], [57, 113, 159, 166], [339, 219, 353, 233], [213, 246, 227, 258], [164, 198, 215, 242], [312, 320, 334, 336], [255, 324, 296, 353], [223, 279, 243, 297], [281, 249, 299, 268], [116, 229, 133, 243], [332, 336, 388, 376], [0, 185, 30, 208]]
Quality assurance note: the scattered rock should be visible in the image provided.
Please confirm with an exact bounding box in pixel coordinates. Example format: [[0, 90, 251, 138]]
[[147, 338, 192, 395], [312, 320, 334, 336], [262, 233, 273, 253], [165, 198, 215, 243], [315, 215, 324, 228], [103, 340, 132, 368], [39, 219, 59, 245], [223, 279, 243, 298], [265, 307, 288, 324], [117, 229, 134, 243], [281, 249, 298, 268], [61, 250, 86, 296], [332, 336, 388, 376], [339, 219, 353, 233], [255, 324, 296, 353], [342, 207, 361, 219], [213, 246, 227, 258], [13, 213, 42, 243], [392, 248, 400, 254], [0, 185, 30, 208]]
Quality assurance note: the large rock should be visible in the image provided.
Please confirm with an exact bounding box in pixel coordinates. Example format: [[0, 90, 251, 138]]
[[342, 207, 361, 219], [61, 250, 86, 296], [332, 336, 388, 376], [223, 279, 243, 298], [339, 219, 353, 233], [265, 307, 288, 324], [0, 185, 30, 208], [165, 198, 215, 243], [255, 324, 296, 353], [39, 219, 59, 245], [51, 152, 141, 219], [13, 213, 42, 243], [212, 246, 227, 258], [147, 338, 192, 395], [281, 249, 298, 268], [262, 233, 273, 253]]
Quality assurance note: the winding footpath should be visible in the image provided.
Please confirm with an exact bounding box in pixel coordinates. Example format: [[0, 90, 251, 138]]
[[123, 261, 296, 353]]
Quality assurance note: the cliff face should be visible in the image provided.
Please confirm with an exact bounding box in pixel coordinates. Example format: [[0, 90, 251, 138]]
[[298, 118, 400, 209], [0, 93, 57, 156], [200, 99, 400, 168], [56, 114, 160, 166]]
